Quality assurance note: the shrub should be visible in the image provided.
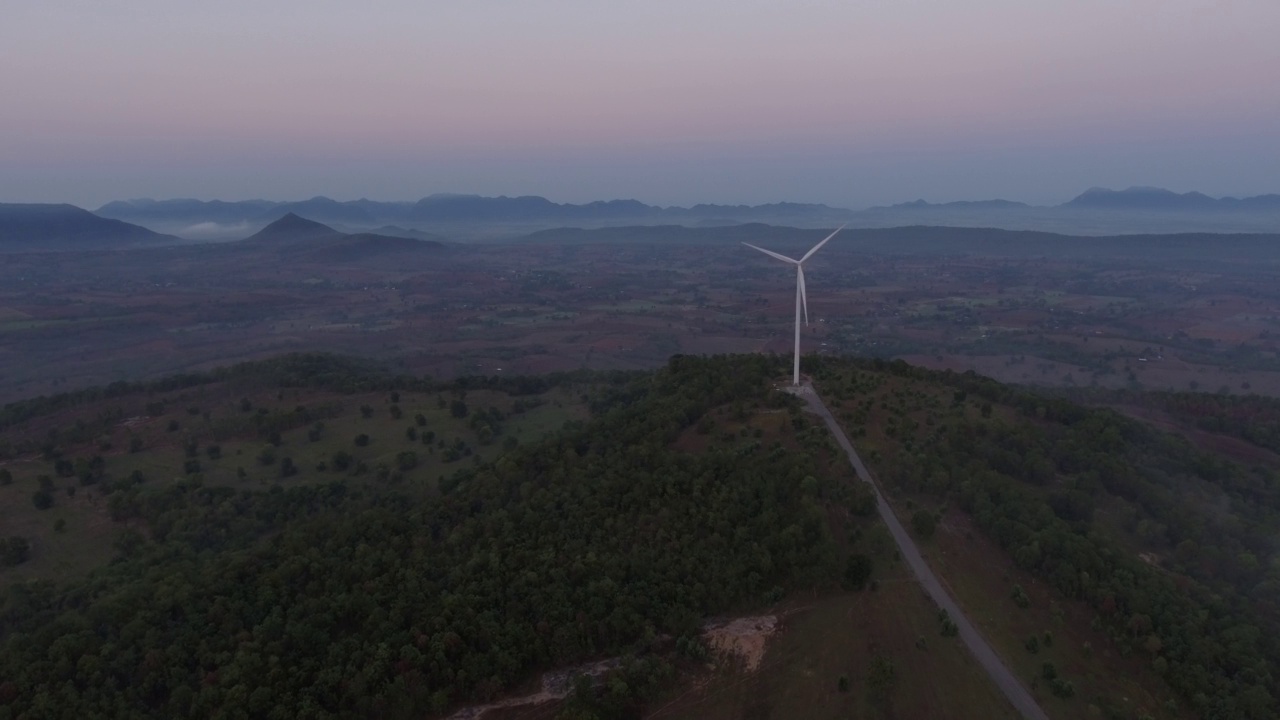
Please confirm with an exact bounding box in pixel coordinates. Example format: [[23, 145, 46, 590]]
[[843, 554, 873, 591], [32, 490, 54, 510], [911, 509, 937, 538]]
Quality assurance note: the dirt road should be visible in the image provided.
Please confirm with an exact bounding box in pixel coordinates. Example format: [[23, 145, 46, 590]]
[[794, 384, 1051, 720]]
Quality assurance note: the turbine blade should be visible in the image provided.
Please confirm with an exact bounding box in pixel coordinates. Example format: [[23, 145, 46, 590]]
[[799, 224, 845, 264], [799, 266, 809, 325], [742, 242, 799, 264]]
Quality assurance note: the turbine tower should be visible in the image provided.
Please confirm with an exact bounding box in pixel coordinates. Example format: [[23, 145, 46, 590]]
[[743, 226, 844, 386]]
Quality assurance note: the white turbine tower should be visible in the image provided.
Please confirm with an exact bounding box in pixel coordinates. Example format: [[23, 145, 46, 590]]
[[744, 225, 844, 386]]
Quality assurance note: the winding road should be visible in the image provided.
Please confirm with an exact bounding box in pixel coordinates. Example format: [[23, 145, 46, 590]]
[[793, 383, 1050, 720]]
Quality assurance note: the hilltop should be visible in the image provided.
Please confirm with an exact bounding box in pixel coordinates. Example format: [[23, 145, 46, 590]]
[[245, 212, 342, 242]]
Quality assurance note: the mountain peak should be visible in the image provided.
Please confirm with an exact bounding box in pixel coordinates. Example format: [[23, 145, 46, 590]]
[[247, 213, 339, 242]]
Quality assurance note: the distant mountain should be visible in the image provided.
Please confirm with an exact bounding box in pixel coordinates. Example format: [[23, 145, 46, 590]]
[[97, 198, 277, 224], [245, 213, 341, 243], [1064, 187, 1219, 210], [0, 203, 174, 250], [94, 195, 853, 236], [887, 199, 1030, 210], [95, 188, 1280, 239], [239, 213, 444, 263], [256, 197, 376, 225], [1063, 186, 1280, 211]]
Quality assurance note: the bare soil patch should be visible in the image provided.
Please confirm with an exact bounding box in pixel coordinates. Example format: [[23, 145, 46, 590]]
[[702, 615, 778, 672]]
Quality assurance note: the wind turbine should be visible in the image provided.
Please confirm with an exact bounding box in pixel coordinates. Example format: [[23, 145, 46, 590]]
[[743, 225, 844, 386]]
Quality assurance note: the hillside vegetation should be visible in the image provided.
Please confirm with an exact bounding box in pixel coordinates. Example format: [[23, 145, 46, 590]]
[[4, 352, 1280, 719], [0, 353, 868, 718], [813, 356, 1280, 720]]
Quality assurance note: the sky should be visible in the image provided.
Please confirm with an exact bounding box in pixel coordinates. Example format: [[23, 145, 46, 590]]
[[3, 0, 1278, 209]]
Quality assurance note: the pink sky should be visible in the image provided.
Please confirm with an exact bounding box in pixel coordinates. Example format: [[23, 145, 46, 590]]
[[3, 0, 1278, 207]]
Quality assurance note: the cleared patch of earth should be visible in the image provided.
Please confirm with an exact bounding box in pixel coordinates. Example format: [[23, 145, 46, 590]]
[[446, 615, 778, 719], [702, 615, 778, 672]]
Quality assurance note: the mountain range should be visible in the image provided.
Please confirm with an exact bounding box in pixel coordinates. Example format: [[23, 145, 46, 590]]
[[5, 186, 1280, 250], [94, 187, 1280, 239]]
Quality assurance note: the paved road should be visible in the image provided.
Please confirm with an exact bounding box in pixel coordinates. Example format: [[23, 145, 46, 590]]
[[794, 384, 1050, 720]]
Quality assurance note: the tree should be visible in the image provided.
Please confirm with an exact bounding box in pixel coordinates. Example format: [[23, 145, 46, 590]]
[[354, 434, 370, 447], [0, 468, 10, 486], [451, 400, 469, 419], [396, 451, 418, 472], [911, 509, 937, 538], [843, 554, 873, 590], [331, 451, 353, 471], [32, 490, 53, 510]]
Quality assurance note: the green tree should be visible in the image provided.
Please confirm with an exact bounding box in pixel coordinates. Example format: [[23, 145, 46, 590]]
[[450, 400, 469, 419], [331, 451, 353, 471], [911, 509, 937, 538], [32, 490, 53, 510], [396, 451, 418, 472]]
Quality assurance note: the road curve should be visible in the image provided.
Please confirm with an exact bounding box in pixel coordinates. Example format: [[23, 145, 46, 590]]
[[793, 384, 1051, 720]]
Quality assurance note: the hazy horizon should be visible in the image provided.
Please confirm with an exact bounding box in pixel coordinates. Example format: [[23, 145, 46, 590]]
[[4, 1, 1279, 209]]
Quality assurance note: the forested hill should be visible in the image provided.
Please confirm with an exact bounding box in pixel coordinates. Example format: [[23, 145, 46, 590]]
[[810, 356, 1280, 719], [0, 353, 857, 717], [4, 352, 1280, 717]]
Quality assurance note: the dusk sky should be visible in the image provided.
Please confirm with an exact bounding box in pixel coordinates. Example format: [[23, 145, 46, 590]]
[[3, 0, 1278, 209]]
